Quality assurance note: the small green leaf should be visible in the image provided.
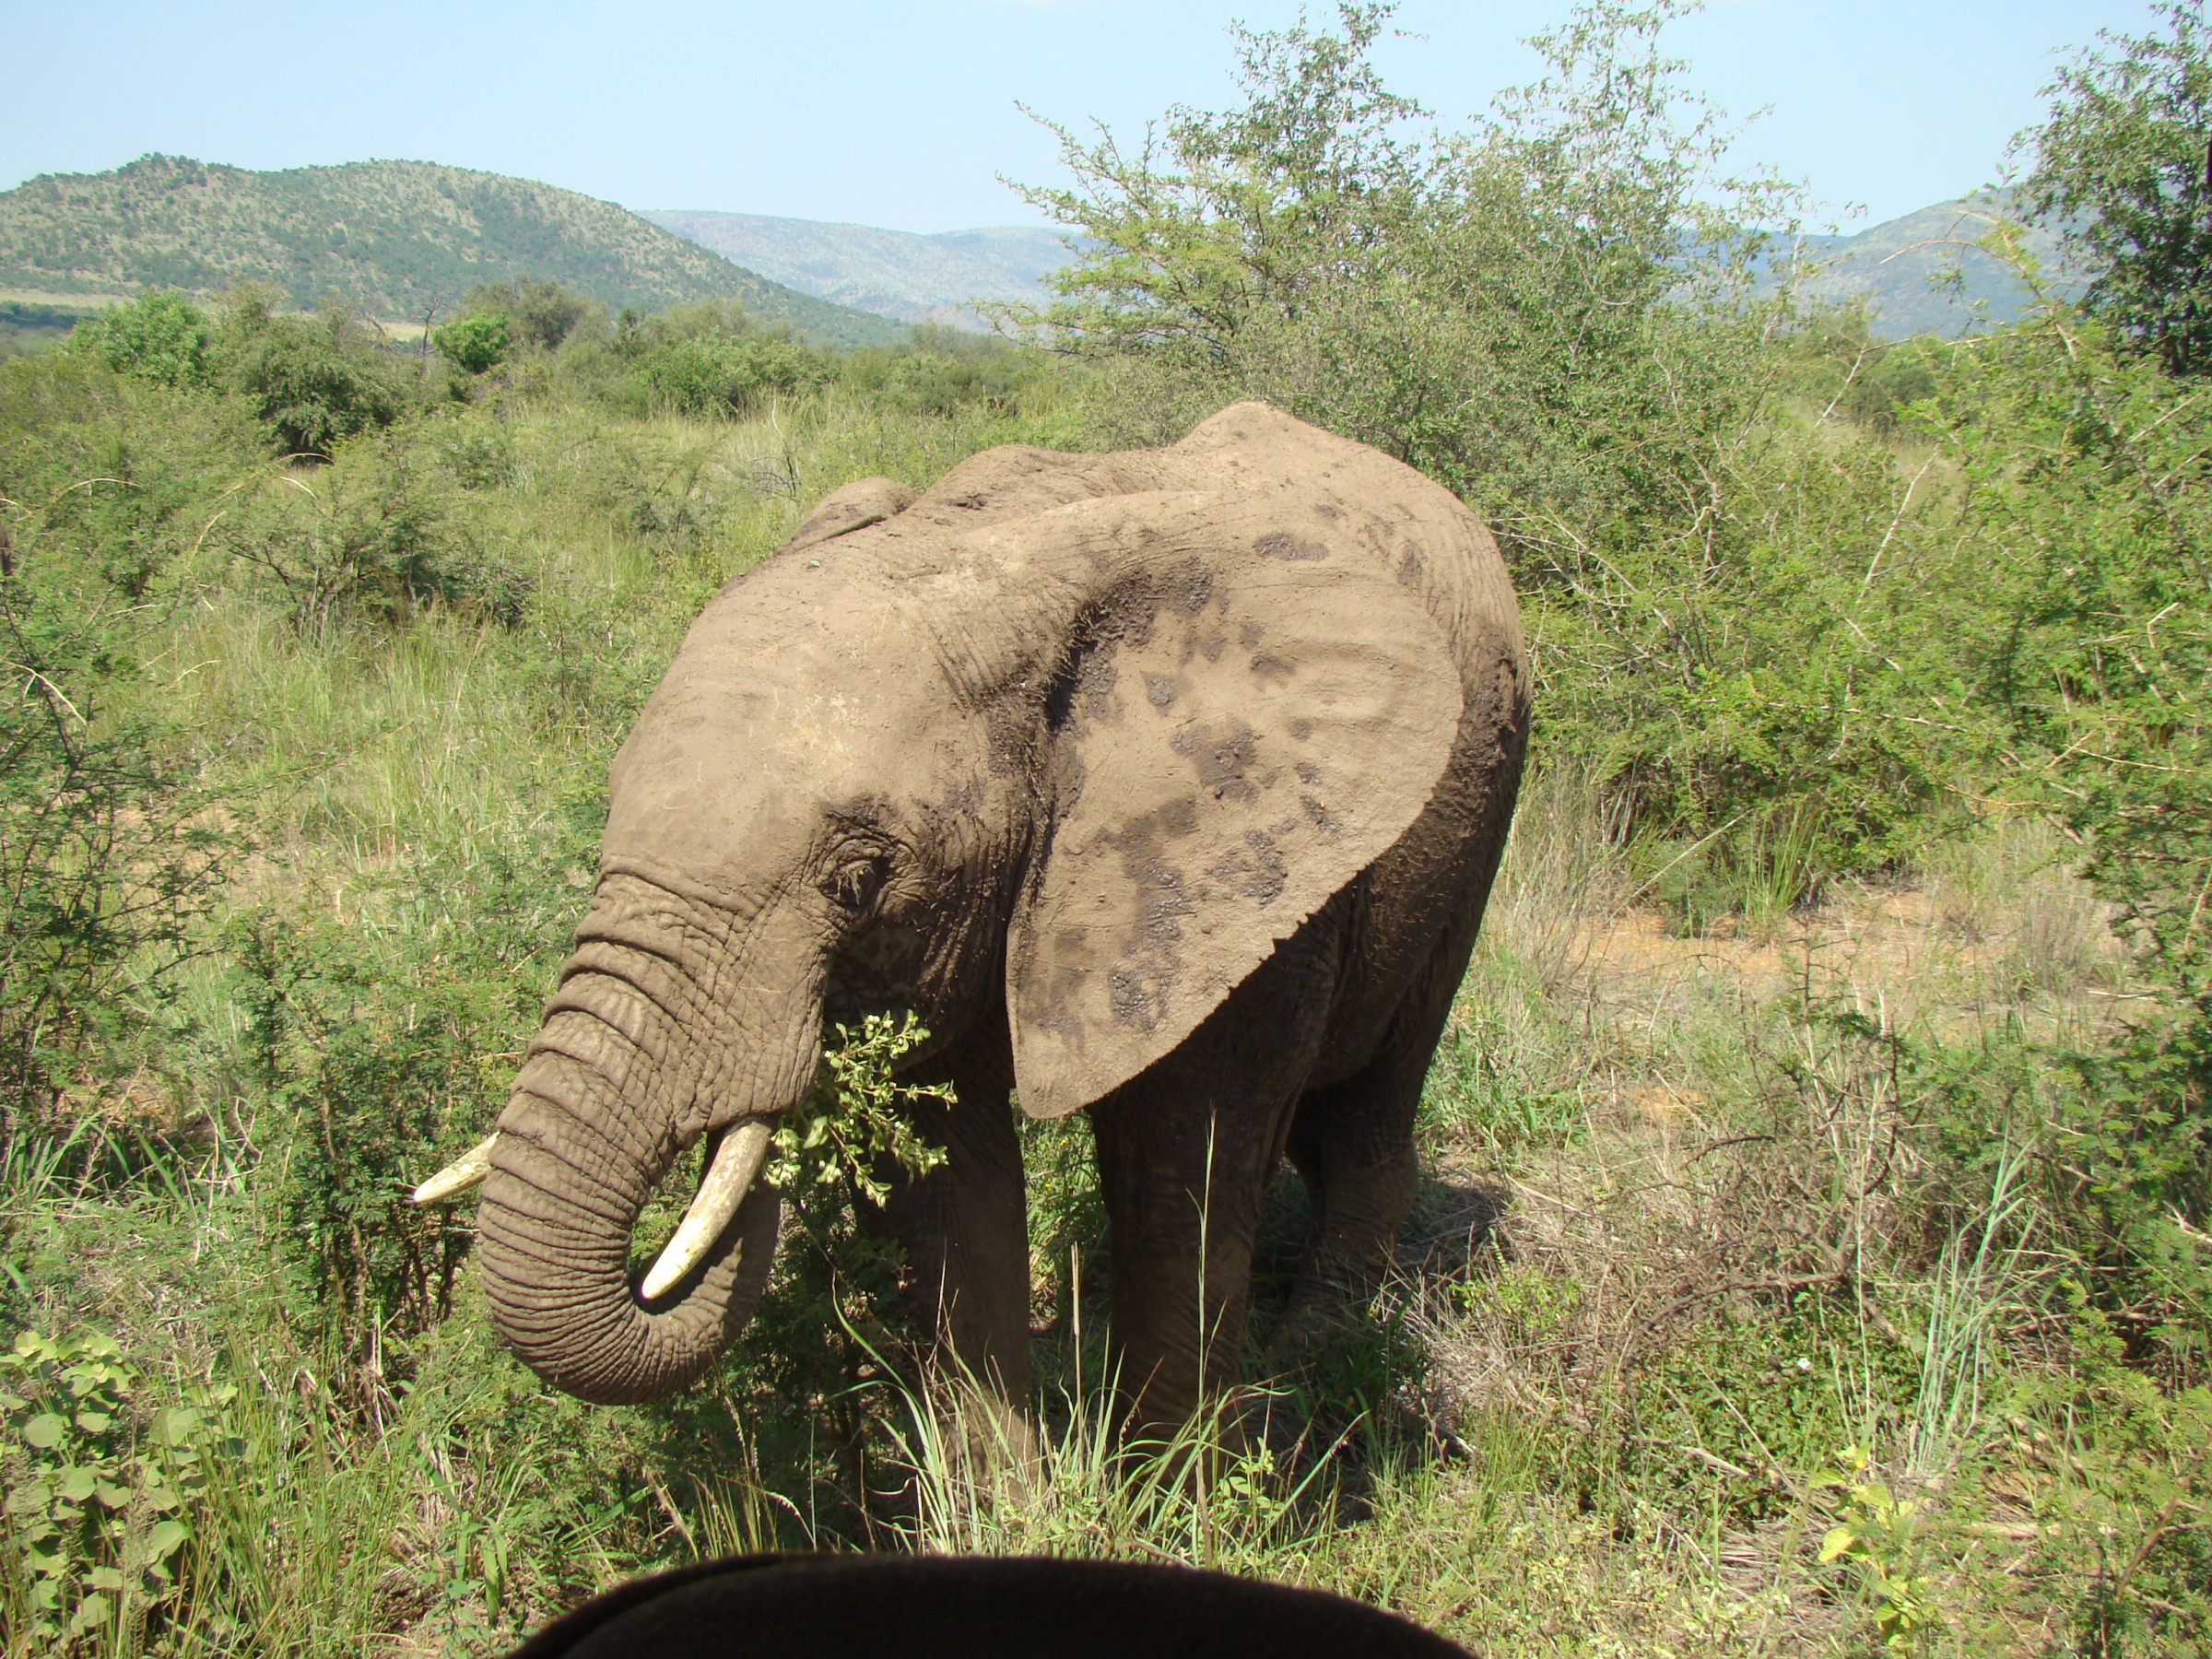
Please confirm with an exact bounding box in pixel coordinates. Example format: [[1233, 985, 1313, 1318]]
[[56, 1466, 97, 1502], [68, 1591, 114, 1634], [1819, 1525, 1859, 1563], [146, 1519, 190, 1560], [88, 1565, 127, 1592], [94, 1479, 133, 1509], [75, 1408, 112, 1433], [22, 1412, 67, 1449], [154, 1406, 201, 1444]]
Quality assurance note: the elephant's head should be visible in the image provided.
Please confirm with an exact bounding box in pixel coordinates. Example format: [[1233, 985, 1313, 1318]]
[[423, 404, 1507, 1404]]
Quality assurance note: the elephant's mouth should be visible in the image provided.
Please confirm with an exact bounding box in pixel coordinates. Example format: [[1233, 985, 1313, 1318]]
[[413, 1114, 780, 1303]]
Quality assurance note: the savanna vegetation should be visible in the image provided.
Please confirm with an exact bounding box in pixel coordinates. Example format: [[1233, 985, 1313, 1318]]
[[2, 2, 2207, 1653]]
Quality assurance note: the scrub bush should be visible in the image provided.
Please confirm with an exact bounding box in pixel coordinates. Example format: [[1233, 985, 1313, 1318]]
[[76, 292, 211, 390], [216, 288, 417, 457]]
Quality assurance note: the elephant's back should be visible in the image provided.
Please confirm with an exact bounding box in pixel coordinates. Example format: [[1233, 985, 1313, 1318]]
[[1170, 402, 1526, 721], [773, 400, 1529, 759]]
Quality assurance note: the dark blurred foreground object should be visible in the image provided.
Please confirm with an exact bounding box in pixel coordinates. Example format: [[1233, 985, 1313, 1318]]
[[508, 1552, 1477, 1658]]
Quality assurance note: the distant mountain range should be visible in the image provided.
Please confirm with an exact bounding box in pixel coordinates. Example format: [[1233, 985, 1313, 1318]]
[[0, 153, 2086, 352], [649, 196, 2078, 341], [0, 155, 903, 347], [641, 211, 1074, 328]]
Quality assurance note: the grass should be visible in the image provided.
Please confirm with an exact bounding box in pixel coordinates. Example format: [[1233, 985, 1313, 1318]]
[[15, 775, 2199, 1656], [4, 371, 2207, 1657]]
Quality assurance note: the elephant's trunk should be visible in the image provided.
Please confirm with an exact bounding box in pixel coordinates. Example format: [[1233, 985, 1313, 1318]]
[[470, 896, 813, 1403]]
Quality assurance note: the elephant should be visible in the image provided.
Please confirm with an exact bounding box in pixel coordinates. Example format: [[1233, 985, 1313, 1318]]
[[416, 401, 1530, 1432]]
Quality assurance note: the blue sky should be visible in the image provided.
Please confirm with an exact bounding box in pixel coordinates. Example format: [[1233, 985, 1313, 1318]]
[[0, 1, 2157, 234]]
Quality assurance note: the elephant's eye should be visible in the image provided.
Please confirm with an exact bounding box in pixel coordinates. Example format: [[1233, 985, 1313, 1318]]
[[823, 854, 889, 914]]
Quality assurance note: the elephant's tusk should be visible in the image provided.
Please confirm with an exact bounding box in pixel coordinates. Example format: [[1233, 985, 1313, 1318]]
[[640, 1120, 775, 1301], [411, 1133, 502, 1204]]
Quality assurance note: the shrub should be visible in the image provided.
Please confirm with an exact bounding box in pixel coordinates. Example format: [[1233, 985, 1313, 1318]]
[[459, 277, 594, 352], [216, 292, 415, 457], [237, 908, 490, 1379], [212, 434, 531, 632], [840, 328, 1041, 418], [232, 830, 588, 1382], [21, 425, 203, 602], [432, 312, 509, 376], [0, 435, 231, 1133], [626, 332, 830, 419], [76, 293, 210, 390], [1912, 287, 2212, 1355]]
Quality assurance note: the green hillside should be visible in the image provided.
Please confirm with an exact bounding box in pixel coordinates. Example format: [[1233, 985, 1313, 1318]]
[[0, 154, 903, 347], [1789, 194, 2079, 337]]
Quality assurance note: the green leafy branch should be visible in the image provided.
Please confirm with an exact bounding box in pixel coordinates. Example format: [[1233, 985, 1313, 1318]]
[[768, 1012, 952, 1206]]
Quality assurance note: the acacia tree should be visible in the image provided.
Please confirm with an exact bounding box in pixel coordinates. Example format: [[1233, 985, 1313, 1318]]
[[1006, 2, 1428, 369], [1006, 0, 1799, 522], [2026, 0, 2212, 376]]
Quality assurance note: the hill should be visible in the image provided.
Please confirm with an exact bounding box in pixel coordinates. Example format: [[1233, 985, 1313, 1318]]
[[642, 210, 1074, 328], [1787, 194, 2079, 336], [0, 155, 904, 347]]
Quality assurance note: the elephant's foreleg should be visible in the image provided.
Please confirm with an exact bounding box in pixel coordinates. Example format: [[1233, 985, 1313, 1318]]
[[860, 1021, 1032, 1405]]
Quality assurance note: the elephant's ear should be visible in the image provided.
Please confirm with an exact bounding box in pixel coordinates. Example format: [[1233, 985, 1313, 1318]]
[[1006, 497, 1464, 1119], [783, 477, 917, 555]]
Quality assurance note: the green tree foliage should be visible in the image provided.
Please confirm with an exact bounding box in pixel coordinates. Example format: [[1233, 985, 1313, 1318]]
[[608, 299, 831, 418], [431, 311, 509, 376], [1011, 2, 1429, 373], [58, 286, 421, 459], [2026, 0, 2212, 375], [216, 289, 416, 457], [1011, 0, 1792, 516], [459, 276, 594, 353], [76, 292, 210, 389], [840, 325, 1034, 417], [1917, 290, 2212, 1340]]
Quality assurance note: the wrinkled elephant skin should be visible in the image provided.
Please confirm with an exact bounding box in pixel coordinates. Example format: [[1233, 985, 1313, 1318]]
[[455, 402, 1530, 1429]]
